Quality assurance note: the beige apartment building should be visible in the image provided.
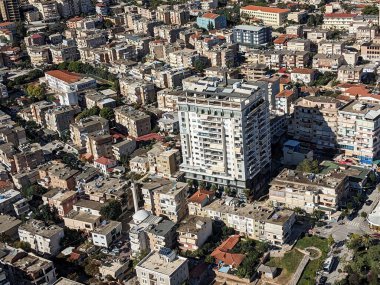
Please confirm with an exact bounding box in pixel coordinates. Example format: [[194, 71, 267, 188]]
[[360, 37, 380, 62], [115, 106, 151, 138], [312, 54, 344, 72], [288, 96, 342, 150], [38, 161, 79, 190], [42, 189, 77, 217], [45, 105, 81, 135], [337, 66, 363, 83], [141, 179, 188, 223], [177, 215, 212, 251], [269, 168, 348, 216], [70, 116, 109, 148], [30, 101, 55, 127], [63, 210, 101, 232], [147, 143, 180, 178], [157, 89, 182, 112], [240, 5, 290, 26], [201, 199, 295, 246], [85, 133, 113, 160], [318, 40, 344, 55], [119, 77, 156, 105]]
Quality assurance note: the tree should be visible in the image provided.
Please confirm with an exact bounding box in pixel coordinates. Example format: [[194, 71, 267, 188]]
[[362, 5, 379, 15], [204, 255, 214, 264], [14, 241, 31, 252], [100, 200, 122, 220], [207, 21, 214, 31], [76, 106, 100, 120], [296, 159, 320, 174], [194, 59, 206, 73], [26, 84, 46, 101], [133, 250, 149, 268], [99, 107, 115, 121], [60, 228, 85, 248], [327, 234, 335, 247], [210, 184, 218, 191], [199, 181, 206, 189], [312, 209, 324, 221], [84, 260, 100, 276], [32, 205, 60, 223]]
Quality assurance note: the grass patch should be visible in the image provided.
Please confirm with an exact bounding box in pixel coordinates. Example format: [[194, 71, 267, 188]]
[[266, 249, 305, 284], [296, 236, 329, 285]]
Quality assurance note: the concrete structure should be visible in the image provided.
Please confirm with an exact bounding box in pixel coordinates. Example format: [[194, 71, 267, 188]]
[[240, 5, 290, 26], [337, 101, 380, 165], [196, 13, 226, 30], [178, 76, 271, 193], [147, 144, 180, 178], [63, 210, 101, 232], [42, 189, 78, 217], [91, 220, 122, 248], [146, 219, 177, 252], [18, 219, 64, 255], [323, 13, 356, 30], [337, 66, 363, 83], [45, 105, 81, 135], [136, 249, 189, 285], [269, 168, 348, 217], [233, 25, 272, 46], [0, 215, 21, 240], [38, 161, 79, 191], [177, 215, 212, 251], [0, 0, 21, 21], [282, 140, 313, 166], [115, 106, 151, 138], [70, 116, 109, 148]]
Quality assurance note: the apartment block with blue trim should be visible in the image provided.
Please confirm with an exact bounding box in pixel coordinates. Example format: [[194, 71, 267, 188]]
[[196, 13, 227, 30]]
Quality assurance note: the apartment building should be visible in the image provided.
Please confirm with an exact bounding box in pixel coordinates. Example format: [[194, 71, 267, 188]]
[[287, 39, 311, 52], [35, 1, 60, 22], [115, 106, 151, 138], [130, 156, 149, 174], [157, 89, 182, 112], [146, 219, 176, 251], [18, 219, 64, 255], [147, 143, 180, 178], [30, 100, 55, 127], [0, 0, 21, 21], [269, 168, 348, 216], [288, 96, 342, 150], [136, 249, 189, 285], [187, 189, 215, 216], [50, 45, 79, 64], [0, 125, 26, 147], [196, 13, 227, 30], [42, 189, 77, 217], [70, 116, 109, 148], [290, 68, 317, 85], [337, 101, 380, 165], [233, 25, 272, 47], [323, 13, 356, 30], [240, 5, 290, 26], [45, 105, 81, 135], [141, 179, 188, 223], [337, 66, 363, 83], [112, 138, 136, 161], [27, 46, 51, 66], [318, 40, 344, 55], [0, 215, 21, 240], [178, 76, 271, 193], [63, 210, 101, 232], [0, 245, 57, 285], [312, 53, 344, 72], [360, 37, 380, 62], [275, 89, 298, 115], [86, 133, 113, 160], [177, 215, 212, 251], [0, 189, 21, 215], [120, 77, 156, 105], [38, 161, 79, 190], [201, 199, 295, 246], [91, 220, 122, 248], [14, 144, 45, 173]]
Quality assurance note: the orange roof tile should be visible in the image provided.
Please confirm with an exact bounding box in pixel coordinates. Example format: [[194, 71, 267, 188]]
[[242, 5, 290, 13], [94, 156, 115, 165], [188, 189, 214, 204], [211, 235, 245, 268], [68, 16, 83, 22], [45, 70, 82, 84], [201, 13, 220, 19], [345, 85, 371, 97], [324, 13, 357, 18], [276, 90, 294, 98], [292, 68, 316, 75]]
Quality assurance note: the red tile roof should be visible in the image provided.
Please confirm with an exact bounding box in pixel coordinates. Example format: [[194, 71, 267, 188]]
[[201, 13, 220, 20], [242, 5, 290, 13], [211, 235, 245, 268], [345, 85, 371, 97], [94, 156, 115, 166], [292, 68, 316, 75], [324, 13, 357, 18], [68, 16, 83, 22], [276, 90, 294, 98], [188, 189, 214, 204], [45, 70, 82, 84], [0, 22, 14, 27]]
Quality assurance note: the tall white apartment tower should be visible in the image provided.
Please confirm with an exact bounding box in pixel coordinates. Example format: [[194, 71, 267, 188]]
[[178, 76, 271, 195]]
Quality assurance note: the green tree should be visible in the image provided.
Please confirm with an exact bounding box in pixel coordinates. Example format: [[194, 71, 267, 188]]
[[14, 241, 31, 252], [99, 107, 115, 121], [32, 205, 60, 223], [362, 5, 379, 15], [194, 59, 206, 73], [296, 159, 320, 173], [204, 255, 214, 264], [60, 228, 85, 248], [207, 21, 214, 31], [100, 200, 122, 220], [210, 184, 218, 191], [76, 106, 100, 120], [26, 84, 46, 101], [199, 181, 206, 189], [133, 250, 149, 268], [361, 211, 368, 219], [327, 234, 335, 247]]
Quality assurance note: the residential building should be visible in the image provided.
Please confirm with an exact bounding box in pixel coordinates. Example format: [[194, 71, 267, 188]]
[[233, 25, 272, 46], [70, 116, 109, 148], [120, 77, 156, 105], [94, 156, 117, 175], [312, 53, 344, 72], [290, 68, 317, 85], [288, 96, 342, 150], [201, 199, 295, 246], [115, 106, 151, 137], [45, 105, 81, 135], [0, 215, 21, 240], [187, 189, 215, 215], [99, 260, 130, 281], [91, 220, 122, 248], [38, 161, 79, 190], [0, 0, 21, 21], [141, 178, 188, 223], [14, 144, 45, 173], [196, 13, 227, 30], [42, 189, 78, 217], [0, 245, 57, 285], [30, 101, 55, 127], [63, 210, 101, 232], [147, 144, 180, 178], [323, 13, 356, 30], [179, 77, 271, 194], [337, 101, 380, 165], [18, 220, 64, 255], [269, 168, 348, 216], [158, 112, 179, 134], [283, 139, 313, 166], [287, 39, 311, 51], [112, 138, 136, 161], [275, 89, 298, 115], [318, 40, 344, 55], [86, 133, 113, 160], [54, 278, 84, 285], [13, 198, 30, 217], [130, 156, 149, 174], [146, 219, 177, 251], [240, 5, 290, 26], [136, 249, 189, 285], [337, 66, 363, 83], [35, 1, 60, 22], [177, 215, 212, 251]]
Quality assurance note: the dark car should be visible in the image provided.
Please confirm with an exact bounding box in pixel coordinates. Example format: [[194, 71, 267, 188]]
[[366, 200, 373, 206]]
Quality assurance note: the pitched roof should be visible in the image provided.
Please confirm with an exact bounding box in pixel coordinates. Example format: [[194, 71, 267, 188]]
[[211, 235, 245, 268], [241, 5, 290, 13], [94, 156, 115, 166], [45, 70, 81, 84], [201, 13, 220, 20], [276, 90, 294, 98], [188, 189, 214, 204], [324, 13, 357, 18], [292, 68, 316, 75]]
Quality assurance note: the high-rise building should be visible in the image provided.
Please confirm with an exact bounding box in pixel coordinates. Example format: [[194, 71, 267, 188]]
[[0, 0, 21, 21], [178, 76, 271, 194]]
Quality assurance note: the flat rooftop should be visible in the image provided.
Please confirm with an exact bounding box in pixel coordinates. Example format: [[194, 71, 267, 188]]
[[0, 215, 22, 233], [19, 219, 63, 238], [339, 101, 380, 119], [53, 277, 84, 285], [93, 220, 121, 235], [137, 251, 187, 276]]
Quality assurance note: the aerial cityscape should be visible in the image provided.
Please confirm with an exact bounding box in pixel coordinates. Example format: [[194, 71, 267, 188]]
[[0, 0, 380, 284]]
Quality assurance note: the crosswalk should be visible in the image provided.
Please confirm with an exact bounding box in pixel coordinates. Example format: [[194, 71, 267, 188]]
[[345, 220, 364, 228]]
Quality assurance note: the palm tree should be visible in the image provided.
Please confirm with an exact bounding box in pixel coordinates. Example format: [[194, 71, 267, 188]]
[[361, 234, 371, 250]]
